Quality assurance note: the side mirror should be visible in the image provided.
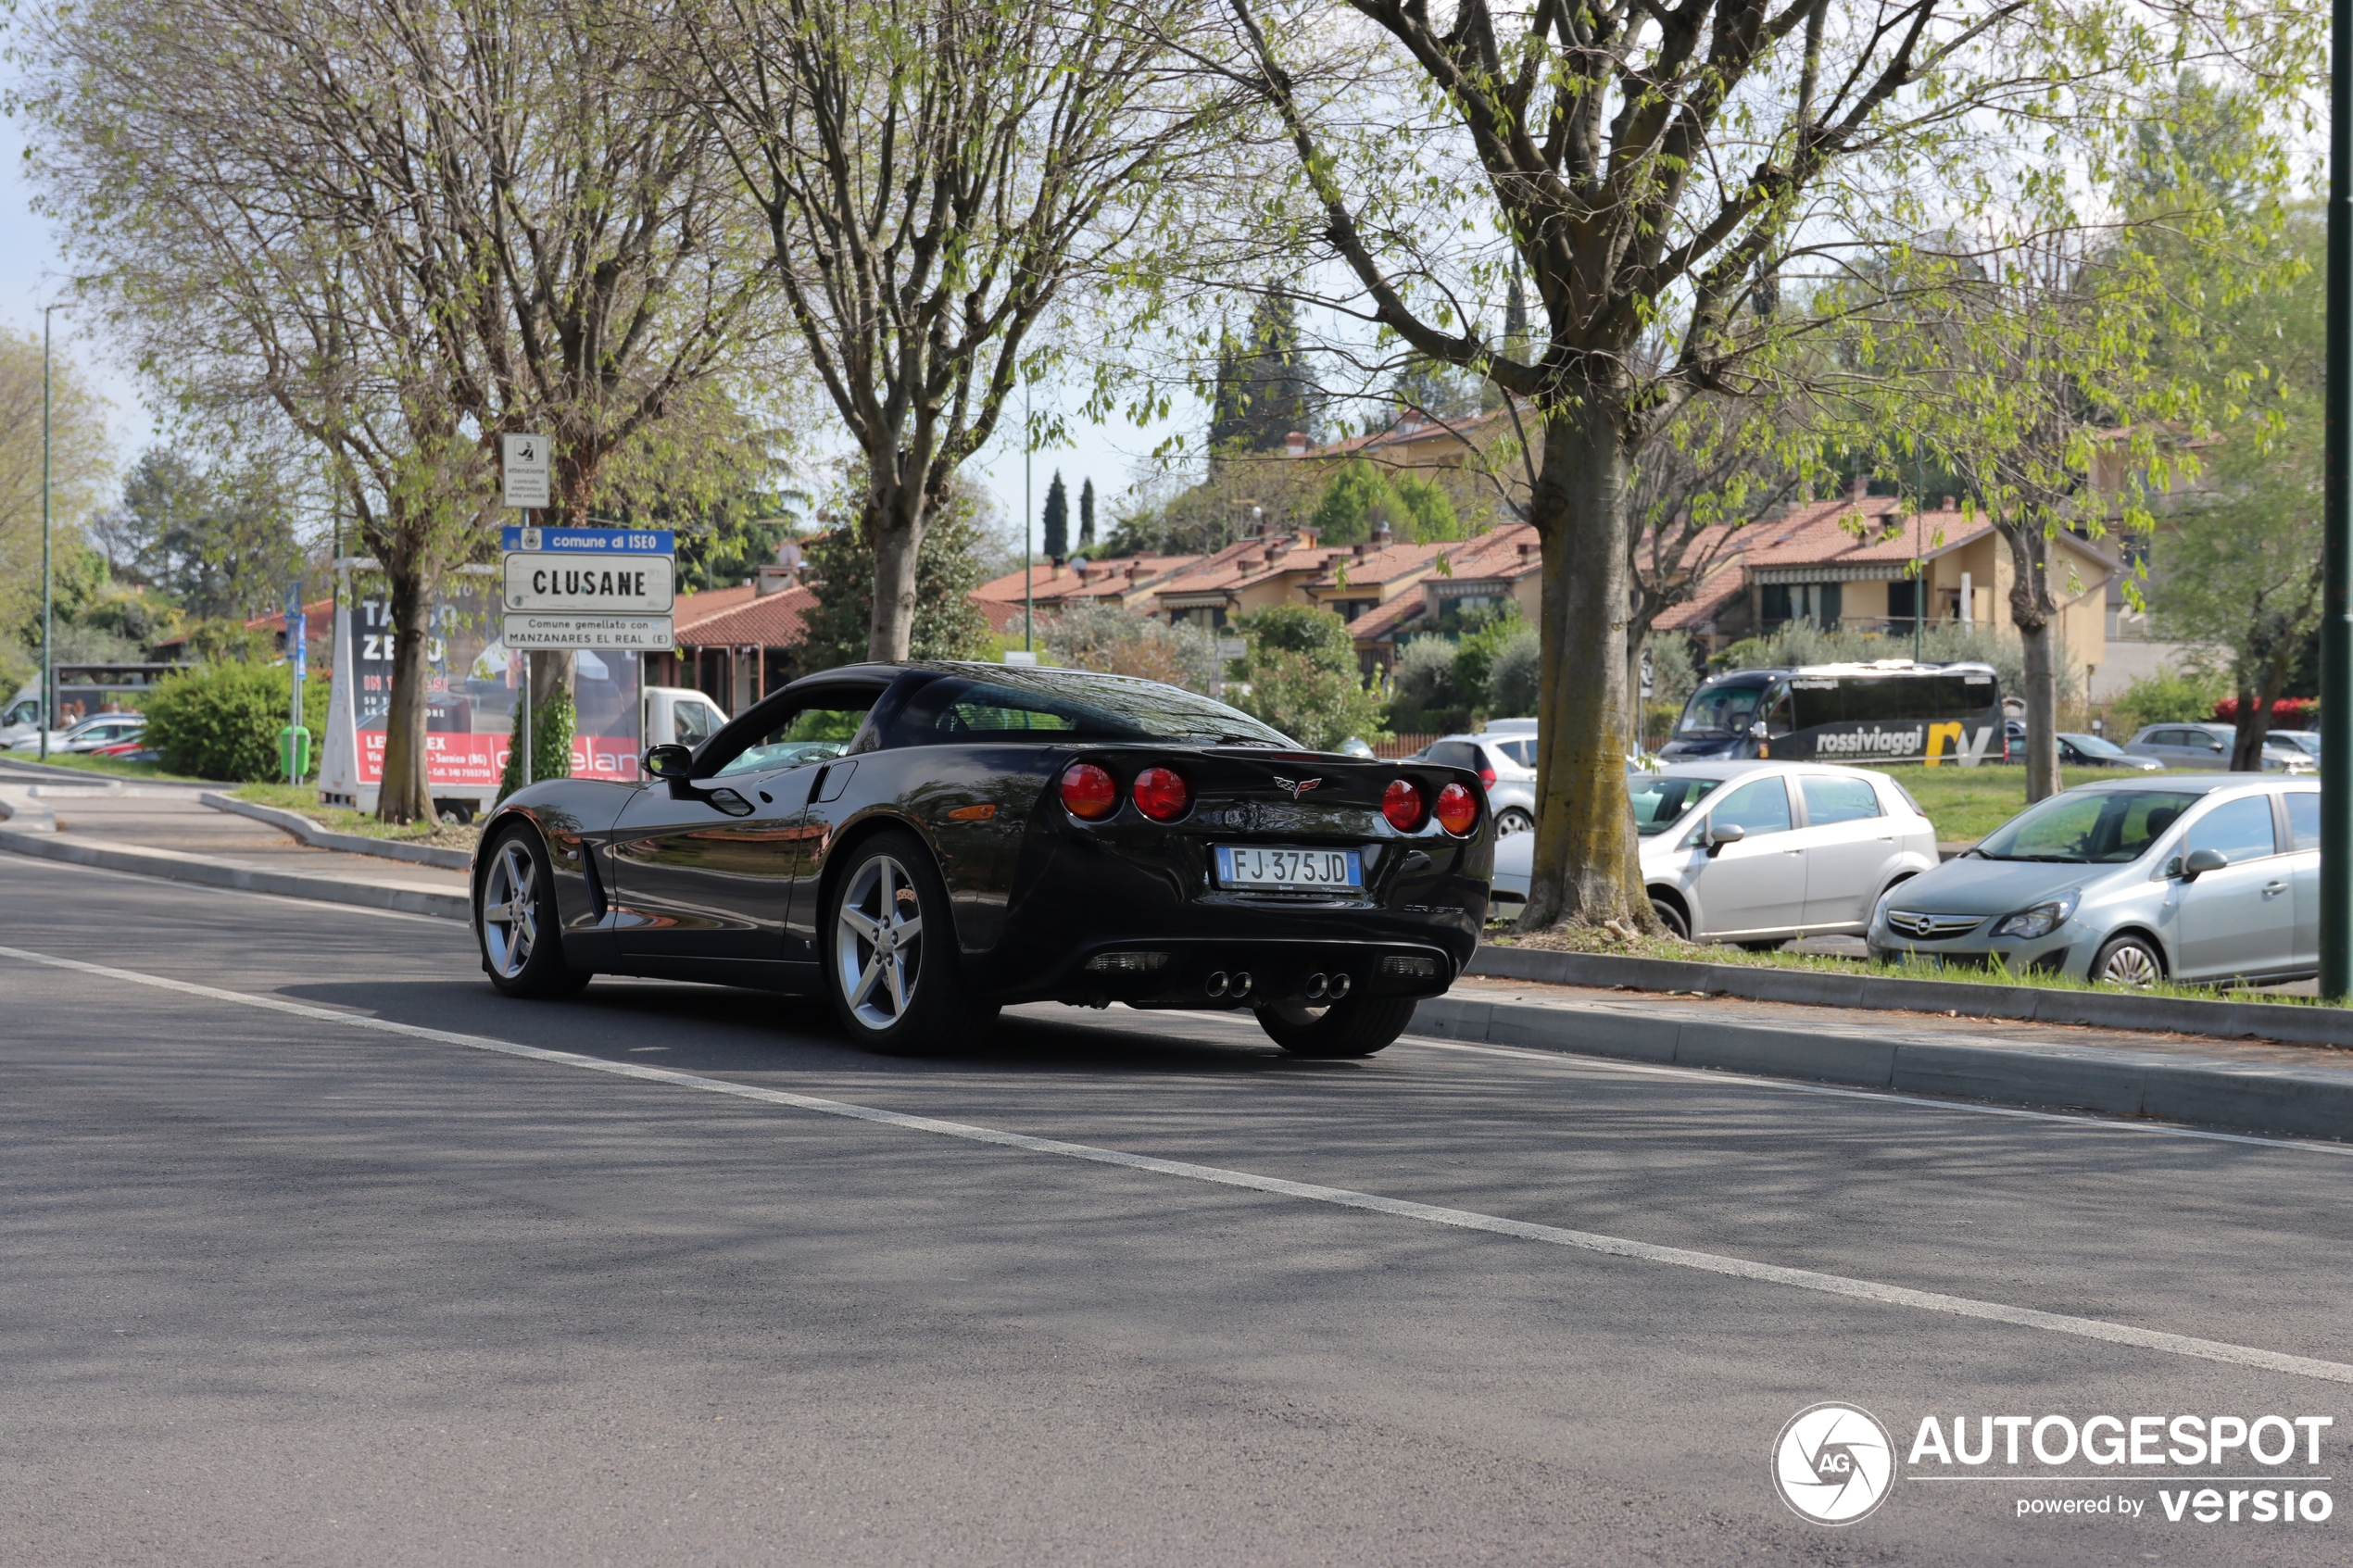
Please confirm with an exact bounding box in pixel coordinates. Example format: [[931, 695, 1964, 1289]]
[[2182, 847, 2228, 881], [1749, 721, 1769, 739], [1705, 821, 1746, 856], [644, 743, 694, 780]]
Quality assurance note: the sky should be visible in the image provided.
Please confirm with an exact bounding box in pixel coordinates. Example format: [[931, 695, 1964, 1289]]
[[0, 98, 1197, 562]]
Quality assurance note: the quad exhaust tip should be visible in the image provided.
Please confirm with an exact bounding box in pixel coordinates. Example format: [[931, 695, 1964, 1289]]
[[1303, 972, 1352, 1000]]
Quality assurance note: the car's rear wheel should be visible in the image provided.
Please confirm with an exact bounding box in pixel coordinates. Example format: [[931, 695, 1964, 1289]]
[[1254, 992, 1416, 1058], [1648, 895, 1691, 939], [1495, 807, 1535, 837], [825, 832, 999, 1055], [2091, 934, 2164, 989], [477, 827, 590, 998]]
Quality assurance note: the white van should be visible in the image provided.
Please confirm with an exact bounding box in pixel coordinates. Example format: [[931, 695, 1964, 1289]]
[[643, 685, 728, 749], [1, 684, 44, 750]]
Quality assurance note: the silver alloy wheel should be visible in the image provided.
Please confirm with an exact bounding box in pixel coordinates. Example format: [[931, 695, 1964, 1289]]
[[2096, 941, 2160, 988], [1497, 809, 1535, 837], [481, 840, 538, 980], [836, 852, 924, 1031]]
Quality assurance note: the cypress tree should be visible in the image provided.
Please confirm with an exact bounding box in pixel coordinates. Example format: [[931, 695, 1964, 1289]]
[[1041, 470, 1069, 559], [1078, 477, 1096, 551]]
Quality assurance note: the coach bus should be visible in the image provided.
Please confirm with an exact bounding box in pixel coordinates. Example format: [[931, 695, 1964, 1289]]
[[1656, 659, 2006, 766]]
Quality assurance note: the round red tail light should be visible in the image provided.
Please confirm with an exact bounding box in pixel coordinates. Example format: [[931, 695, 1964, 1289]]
[[1435, 781, 1479, 835], [1132, 765, 1189, 821], [1060, 761, 1118, 820], [1381, 778, 1425, 832]]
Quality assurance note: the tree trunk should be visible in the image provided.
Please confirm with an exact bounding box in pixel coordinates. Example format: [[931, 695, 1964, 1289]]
[[1519, 393, 1651, 932], [863, 475, 927, 662], [376, 567, 437, 824], [2001, 521, 2061, 802]]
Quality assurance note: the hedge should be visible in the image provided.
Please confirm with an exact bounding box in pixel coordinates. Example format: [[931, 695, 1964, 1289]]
[[144, 661, 328, 783]]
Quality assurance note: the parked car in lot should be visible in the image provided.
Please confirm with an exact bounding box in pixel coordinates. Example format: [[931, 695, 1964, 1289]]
[[6, 711, 147, 755], [1868, 777, 2321, 986], [477, 661, 1491, 1059], [2267, 729, 2323, 766], [1489, 761, 1939, 944], [2001, 725, 2163, 770], [1419, 729, 1538, 836], [2121, 722, 2313, 773]]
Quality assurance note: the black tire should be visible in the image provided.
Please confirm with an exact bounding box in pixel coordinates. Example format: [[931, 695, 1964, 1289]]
[[2090, 933, 2164, 989], [1649, 895, 1691, 939], [1495, 807, 1535, 837], [476, 825, 591, 998], [1736, 938, 1787, 953], [824, 831, 999, 1055], [1254, 992, 1416, 1059]]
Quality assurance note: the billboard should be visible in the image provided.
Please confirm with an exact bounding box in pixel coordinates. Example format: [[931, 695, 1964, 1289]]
[[321, 572, 643, 807]]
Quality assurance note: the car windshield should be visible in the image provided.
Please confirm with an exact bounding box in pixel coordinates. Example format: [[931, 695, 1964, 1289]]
[[895, 668, 1296, 747], [2272, 733, 2322, 757], [1628, 775, 1723, 834], [2061, 733, 2129, 759], [1976, 789, 2202, 863], [1675, 681, 1767, 737]]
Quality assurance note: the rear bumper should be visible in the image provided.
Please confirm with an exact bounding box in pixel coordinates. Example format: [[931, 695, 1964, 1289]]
[[997, 935, 1463, 1009]]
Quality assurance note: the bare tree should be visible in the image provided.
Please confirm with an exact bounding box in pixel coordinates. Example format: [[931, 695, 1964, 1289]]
[[669, 0, 1237, 659], [22, 0, 764, 819], [1215, 0, 2284, 928]]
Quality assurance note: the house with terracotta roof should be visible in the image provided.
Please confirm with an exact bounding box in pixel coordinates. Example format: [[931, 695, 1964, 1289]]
[[1148, 527, 1349, 630], [972, 552, 1202, 635], [646, 565, 817, 714], [1655, 489, 2116, 676]]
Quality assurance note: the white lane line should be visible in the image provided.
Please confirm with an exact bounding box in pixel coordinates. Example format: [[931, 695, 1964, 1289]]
[[0, 848, 455, 924], [9, 939, 2353, 1389]]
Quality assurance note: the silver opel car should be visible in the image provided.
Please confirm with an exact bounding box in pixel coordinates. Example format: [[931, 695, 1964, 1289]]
[[1491, 761, 1940, 944], [1867, 777, 2322, 986]]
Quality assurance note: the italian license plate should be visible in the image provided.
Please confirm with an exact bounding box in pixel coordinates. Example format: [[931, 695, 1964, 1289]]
[[1214, 845, 1363, 891]]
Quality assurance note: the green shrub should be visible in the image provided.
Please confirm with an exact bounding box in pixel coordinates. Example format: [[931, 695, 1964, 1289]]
[[2108, 668, 2230, 732], [144, 660, 325, 783], [1486, 625, 1541, 716]]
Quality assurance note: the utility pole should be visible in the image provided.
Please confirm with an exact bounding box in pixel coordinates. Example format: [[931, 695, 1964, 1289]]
[[1024, 381, 1034, 654], [39, 303, 73, 762], [2323, 0, 2353, 998]]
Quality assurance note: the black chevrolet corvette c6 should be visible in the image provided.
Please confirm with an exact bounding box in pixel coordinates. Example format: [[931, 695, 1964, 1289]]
[[472, 661, 1492, 1057]]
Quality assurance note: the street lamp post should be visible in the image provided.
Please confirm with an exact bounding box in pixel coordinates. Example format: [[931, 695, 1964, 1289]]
[[2325, 0, 2353, 997], [39, 303, 73, 763]]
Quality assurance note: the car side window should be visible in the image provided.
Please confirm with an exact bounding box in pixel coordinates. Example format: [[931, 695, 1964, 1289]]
[[2196, 731, 2225, 751], [1709, 776, 1792, 838], [1500, 739, 1535, 767], [2183, 796, 2278, 864], [2288, 791, 2321, 853], [2145, 729, 2182, 747], [706, 696, 876, 777], [673, 699, 716, 746], [1799, 775, 1881, 826]]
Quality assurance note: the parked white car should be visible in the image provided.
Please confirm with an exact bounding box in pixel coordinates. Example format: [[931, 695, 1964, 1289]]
[[7, 711, 148, 755], [1490, 761, 1941, 944]]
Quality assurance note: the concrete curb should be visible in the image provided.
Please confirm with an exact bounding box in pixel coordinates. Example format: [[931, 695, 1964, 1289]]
[[0, 785, 57, 831], [0, 757, 221, 788], [0, 828, 470, 921], [1411, 993, 2353, 1142], [1468, 944, 2353, 1050], [199, 792, 475, 872]]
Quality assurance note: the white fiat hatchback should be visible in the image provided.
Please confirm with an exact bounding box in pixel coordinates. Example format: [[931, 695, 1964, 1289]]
[[1490, 761, 1941, 944]]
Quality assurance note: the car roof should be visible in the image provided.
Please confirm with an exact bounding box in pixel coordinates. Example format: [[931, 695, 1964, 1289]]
[[2068, 774, 2306, 797]]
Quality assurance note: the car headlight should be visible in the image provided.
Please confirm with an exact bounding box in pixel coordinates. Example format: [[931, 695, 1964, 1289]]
[[1992, 889, 2080, 940]]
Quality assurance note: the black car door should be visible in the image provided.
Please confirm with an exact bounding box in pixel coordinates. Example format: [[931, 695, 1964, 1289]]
[[609, 684, 883, 971]]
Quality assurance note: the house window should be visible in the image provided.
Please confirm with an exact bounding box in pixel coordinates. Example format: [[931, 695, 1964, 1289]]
[[1762, 582, 1842, 626]]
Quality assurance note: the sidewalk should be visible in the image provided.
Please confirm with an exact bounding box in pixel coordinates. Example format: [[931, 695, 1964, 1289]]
[[1419, 972, 2353, 1142], [0, 764, 468, 919]]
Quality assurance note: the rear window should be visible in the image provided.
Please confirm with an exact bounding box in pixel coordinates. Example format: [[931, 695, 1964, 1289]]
[[1426, 742, 1482, 770], [891, 671, 1293, 747], [2289, 791, 2320, 852]]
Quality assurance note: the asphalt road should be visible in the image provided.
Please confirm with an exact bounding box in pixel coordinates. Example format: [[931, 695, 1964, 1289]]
[[6, 850, 2353, 1567]]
